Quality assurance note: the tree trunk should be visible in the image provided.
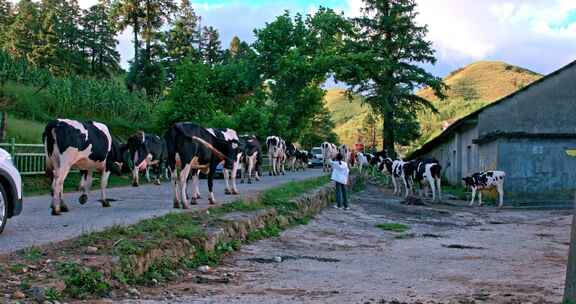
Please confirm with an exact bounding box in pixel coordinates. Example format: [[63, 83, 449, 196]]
[[132, 16, 139, 64], [564, 192, 576, 302], [383, 105, 395, 158], [0, 112, 7, 143]]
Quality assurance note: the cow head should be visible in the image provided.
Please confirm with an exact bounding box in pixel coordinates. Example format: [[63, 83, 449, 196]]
[[127, 132, 149, 171], [107, 138, 127, 175], [462, 176, 475, 188], [216, 129, 240, 170]]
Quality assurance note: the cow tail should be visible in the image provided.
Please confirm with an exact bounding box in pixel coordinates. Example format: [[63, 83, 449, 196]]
[[164, 127, 177, 172], [43, 120, 58, 178]]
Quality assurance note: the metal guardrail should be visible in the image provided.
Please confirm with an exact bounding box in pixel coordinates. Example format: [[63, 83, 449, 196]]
[[0, 139, 46, 175]]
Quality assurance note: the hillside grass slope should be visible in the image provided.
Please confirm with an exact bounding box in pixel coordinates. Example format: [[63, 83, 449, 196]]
[[326, 61, 543, 152]]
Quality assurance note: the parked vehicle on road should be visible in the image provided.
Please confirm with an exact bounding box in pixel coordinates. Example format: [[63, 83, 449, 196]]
[[309, 147, 324, 168], [0, 148, 23, 234]]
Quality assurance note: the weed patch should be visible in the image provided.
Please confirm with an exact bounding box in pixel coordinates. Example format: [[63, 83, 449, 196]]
[[376, 223, 410, 233], [58, 262, 110, 298], [20, 246, 43, 261]]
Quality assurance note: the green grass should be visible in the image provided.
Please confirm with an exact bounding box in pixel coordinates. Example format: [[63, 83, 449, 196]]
[[58, 262, 110, 299], [442, 184, 469, 201], [6, 116, 45, 144], [20, 246, 44, 261], [375, 223, 410, 233]]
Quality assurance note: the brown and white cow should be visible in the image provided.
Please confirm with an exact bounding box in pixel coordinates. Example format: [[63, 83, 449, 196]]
[[321, 142, 338, 172], [43, 119, 125, 215], [463, 171, 506, 208]]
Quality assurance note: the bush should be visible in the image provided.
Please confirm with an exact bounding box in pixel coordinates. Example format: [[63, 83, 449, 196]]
[[58, 262, 110, 298]]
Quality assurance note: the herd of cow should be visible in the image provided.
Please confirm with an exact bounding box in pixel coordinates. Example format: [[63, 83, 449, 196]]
[[42, 119, 316, 215], [319, 142, 506, 208], [41, 118, 506, 216]]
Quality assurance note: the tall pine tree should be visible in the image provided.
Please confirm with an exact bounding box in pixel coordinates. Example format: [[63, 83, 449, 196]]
[[4, 0, 40, 60], [201, 26, 221, 64], [141, 0, 176, 63], [163, 0, 200, 71], [29, 7, 62, 74], [82, 2, 120, 77], [111, 0, 144, 64], [336, 0, 445, 157], [0, 0, 13, 46]]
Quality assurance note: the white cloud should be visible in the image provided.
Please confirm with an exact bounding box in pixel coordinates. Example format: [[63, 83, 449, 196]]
[[345, 0, 362, 17]]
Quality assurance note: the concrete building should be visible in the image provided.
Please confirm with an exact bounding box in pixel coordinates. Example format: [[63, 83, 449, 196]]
[[410, 60, 576, 202]]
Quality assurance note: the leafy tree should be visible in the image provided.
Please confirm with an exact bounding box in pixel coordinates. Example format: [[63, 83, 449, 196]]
[[252, 8, 352, 142], [359, 112, 380, 151], [26, 0, 85, 74], [111, 0, 144, 64], [300, 106, 338, 150], [163, 0, 201, 77], [157, 61, 217, 128], [4, 0, 40, 60], [82, 3, 121, 77], [126, 54, 165, 97], [201, 26, 222, 64], [29, 8, 62, 74], [140, 0, 176, 63], [0, 0, 13, 46], [336, 0, 445, 157], [229, 36, 241, 58]]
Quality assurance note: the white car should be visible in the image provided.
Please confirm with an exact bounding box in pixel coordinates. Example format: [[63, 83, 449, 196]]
[[0, 148, 23, 234]]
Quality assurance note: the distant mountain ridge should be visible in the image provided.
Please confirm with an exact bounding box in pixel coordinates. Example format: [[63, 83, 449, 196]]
[[325, 61, 543, 148]]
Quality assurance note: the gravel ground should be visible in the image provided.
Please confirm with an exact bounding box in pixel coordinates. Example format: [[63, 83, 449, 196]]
[[124, 184, 570, 304], [0, 169, 323, 254]]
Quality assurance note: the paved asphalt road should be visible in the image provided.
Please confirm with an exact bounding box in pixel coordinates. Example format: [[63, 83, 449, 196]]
[[0, 169, 324, 254]]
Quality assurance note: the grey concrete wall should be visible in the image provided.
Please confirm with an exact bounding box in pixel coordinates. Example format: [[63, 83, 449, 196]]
[[421, 125, 481, 185], [498, 138, 576, 201], [478, 64, 576, 136]]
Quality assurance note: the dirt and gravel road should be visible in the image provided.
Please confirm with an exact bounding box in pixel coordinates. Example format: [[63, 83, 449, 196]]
[[0, 169, 323, 254], [126, 184, 570, 304]]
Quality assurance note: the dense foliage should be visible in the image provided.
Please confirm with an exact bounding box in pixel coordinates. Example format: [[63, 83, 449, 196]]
[[0, 0, 442, 150], [335, 0, 445, 156]]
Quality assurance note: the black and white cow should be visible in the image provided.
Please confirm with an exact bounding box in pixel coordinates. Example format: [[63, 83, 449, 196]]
[[379, 158, 415, 198], [462, 171, 506, 208], [294, 150, 309, 171], [43, 119, 125, 215], [240, 135, 262, 184], [321, 142, 338, 172], [413, 158, 442, 202], [126, 131, 167, 187], [369, 150, 387, 167], [208, 128, 242, 195], [355, 152, 369, 173], [266, 136, 286, 176], [165, 123, 239, 208], [285, 142, 298, 172]]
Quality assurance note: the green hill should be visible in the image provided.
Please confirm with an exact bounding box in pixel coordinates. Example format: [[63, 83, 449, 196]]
[[325, 61, 543, 151]]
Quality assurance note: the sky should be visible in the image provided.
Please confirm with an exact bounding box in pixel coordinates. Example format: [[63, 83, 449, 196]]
[[65, 0, 576, 78]]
